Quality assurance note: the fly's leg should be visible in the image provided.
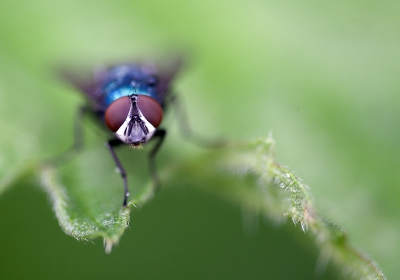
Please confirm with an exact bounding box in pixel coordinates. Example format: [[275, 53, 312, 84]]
[[70, 105, 88, 154], [49, 105, 89, 166], [107, 130, 166, 206], [169, 94, 226, 148], [148, 129, 166, 192], [106, 139, 129, 207]]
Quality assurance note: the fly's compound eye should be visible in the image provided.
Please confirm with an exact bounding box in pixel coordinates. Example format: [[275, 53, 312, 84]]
[[105, 95, 163, 132], [137, 95, 163, 127]]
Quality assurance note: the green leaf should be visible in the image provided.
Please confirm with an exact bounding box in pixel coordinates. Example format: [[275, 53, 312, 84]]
[[40, 136, 385, 278], [0, 57, 46, 196], [40, 140, 154, 252], [170, 138, 386, 279]]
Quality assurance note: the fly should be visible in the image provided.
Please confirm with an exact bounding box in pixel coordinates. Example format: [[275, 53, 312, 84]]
[[57, 61, 182, 207]]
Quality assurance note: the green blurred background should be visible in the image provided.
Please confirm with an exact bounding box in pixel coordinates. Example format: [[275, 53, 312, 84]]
[[0, 0, 399, 279]]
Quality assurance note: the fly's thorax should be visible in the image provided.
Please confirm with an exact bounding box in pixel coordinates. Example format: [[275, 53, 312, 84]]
[[105, 94, 163, 145], [102, 66, 159, 108]]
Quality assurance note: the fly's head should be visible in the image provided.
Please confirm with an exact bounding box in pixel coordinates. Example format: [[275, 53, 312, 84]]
[[105, 93, 163, 146], [116, 94, 155, 146]]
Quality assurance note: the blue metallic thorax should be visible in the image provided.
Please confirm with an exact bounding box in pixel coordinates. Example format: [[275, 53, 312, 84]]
[[101, 65, 158, 108]]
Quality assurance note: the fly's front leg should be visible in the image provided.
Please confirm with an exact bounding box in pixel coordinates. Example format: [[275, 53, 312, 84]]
[[106, 139, 129, 207], [169, 94, 226, 148], [148, 129, 166, 192], [49, 105, 89, 166]]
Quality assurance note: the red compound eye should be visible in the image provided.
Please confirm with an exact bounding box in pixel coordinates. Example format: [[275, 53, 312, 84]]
[[105, 96, 130, 132], [105, 95, 163, 132], [138, 95, 163, 128]]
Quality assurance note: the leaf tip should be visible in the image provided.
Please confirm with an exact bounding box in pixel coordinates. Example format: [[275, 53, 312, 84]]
[[104, 238, 118, 254]]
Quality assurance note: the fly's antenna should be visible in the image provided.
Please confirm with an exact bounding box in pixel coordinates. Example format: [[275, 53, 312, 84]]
[[130, 80, 139, 95]]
